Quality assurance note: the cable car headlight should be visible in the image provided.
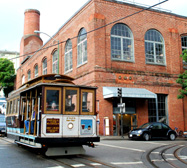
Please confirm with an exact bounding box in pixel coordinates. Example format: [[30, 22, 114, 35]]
[[68, 123, 74, 129]]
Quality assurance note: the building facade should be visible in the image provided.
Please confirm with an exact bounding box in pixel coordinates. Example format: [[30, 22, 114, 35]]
[[16, 0, 187, 135]]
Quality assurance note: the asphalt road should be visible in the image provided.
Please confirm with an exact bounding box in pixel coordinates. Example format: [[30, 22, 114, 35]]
[[0, 136, 186, 168]]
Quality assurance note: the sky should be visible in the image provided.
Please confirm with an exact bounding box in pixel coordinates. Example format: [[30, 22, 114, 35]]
[[0, 0, 187, 52]]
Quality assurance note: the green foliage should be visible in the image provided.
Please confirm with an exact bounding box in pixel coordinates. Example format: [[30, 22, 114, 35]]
[[0, 58, 15, 97]]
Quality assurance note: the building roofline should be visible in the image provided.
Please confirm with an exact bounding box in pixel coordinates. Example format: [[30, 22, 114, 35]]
[[32, 0, 187, 60], [0, 50, 19, 55], [106, 0, 187, 19], [44, 0, 187, 47]]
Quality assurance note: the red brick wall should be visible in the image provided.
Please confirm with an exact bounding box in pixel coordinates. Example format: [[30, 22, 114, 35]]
[[16, 0, 187, 135], [136, 99, 148, 127]]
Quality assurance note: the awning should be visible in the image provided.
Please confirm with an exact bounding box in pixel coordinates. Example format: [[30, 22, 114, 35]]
[[103, 87, 157, 99]]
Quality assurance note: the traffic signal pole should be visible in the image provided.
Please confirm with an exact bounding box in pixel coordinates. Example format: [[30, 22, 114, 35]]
[[117, 88, 123, 138], [120, 96, 123, 138]]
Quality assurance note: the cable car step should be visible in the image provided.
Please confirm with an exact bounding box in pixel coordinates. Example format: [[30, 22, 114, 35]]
[[15, 140, 42, 148]]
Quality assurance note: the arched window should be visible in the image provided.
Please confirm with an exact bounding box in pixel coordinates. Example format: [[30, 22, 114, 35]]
[[52, 50, 58, 73], [27, 70, 31, 81], [42, 58, 47, 75], [22, 75, 25, 84], [111, 23, 134, 61], [65, 39, 73, 73], [145, 29, 165, 65], [34, 64, 38, 77], [77, 28, 87, 66]]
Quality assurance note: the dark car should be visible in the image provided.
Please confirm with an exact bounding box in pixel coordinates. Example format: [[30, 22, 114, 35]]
[[128, 122, 177, 141], [0, 114, 6, 135]]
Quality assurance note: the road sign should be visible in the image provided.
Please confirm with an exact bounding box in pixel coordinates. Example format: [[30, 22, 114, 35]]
[[118, 103, 126, 113]]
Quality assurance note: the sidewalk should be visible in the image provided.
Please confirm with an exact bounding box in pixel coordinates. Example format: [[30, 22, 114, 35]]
[[100, 135, 128, 140], [99, 135, 187, 141]]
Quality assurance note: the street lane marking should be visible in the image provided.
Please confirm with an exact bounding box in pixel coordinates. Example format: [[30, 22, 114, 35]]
[[90, 163, 102, 166], [178, 155, 187, 159], [151, 159, 164, 162], [151, 152, 160, 154], [72, 164, 85, 167], [47, 167, 64, 168], [163, 153, 174, 156], [142, 142, 167, 145], [165, 158, 177, 161], [111, 161, 143, 165], [98, 143, 145, 152]]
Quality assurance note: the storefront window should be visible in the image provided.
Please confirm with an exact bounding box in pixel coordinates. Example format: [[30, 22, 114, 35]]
[[148, 94, 167, 123]]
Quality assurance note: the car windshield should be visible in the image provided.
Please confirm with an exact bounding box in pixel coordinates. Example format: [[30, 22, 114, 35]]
[[139, 123, 150, 128]]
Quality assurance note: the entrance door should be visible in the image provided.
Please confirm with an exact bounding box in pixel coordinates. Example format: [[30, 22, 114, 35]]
[[113, 114, 137, 136]]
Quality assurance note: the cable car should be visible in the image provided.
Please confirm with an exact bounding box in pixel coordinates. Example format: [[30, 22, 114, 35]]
[[6, 74, 100, 156]]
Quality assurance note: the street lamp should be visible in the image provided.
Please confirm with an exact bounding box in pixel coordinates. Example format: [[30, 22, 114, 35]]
[[34, 30, 59, 74]]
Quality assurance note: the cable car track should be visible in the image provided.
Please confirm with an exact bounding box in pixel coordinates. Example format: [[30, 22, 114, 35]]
[[146, 144, 187, 168], [50, 155, 116, 168]]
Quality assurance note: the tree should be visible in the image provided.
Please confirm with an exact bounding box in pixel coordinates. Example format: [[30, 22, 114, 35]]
[[176, 50, 187, 99], [0, 58, 15, 97]]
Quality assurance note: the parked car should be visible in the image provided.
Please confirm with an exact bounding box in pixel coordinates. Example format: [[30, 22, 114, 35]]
[[0, 97, 6, 114], [0, 103, 6, 114], [128, 122, 177, 141], [0, 114, 6, 135]]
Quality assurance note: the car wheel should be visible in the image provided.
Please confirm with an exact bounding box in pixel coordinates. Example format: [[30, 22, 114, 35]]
[[169, 133, 176, 141], [143, 133, 150, 141]]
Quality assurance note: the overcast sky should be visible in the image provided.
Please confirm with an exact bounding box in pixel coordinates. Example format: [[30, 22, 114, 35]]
[[0, 0, 187, 52]]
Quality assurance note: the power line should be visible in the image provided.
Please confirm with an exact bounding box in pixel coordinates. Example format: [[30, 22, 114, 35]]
[[8, 0, 168, 61]]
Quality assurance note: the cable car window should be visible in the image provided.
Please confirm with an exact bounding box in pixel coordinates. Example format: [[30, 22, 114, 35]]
[[81, 90, 95, 115], [13, 99, 17, 114], [44, 87, 61, 114], [64, 87, 79, 114], [17, 99, 20, 115], [6, 102, 9, 115], [10, 101, 13, 114]]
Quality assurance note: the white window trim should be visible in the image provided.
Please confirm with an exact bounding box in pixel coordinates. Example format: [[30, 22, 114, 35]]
[[64, 48, 73, 73], [43, 59, 47, 75], [52, 52, 58, 74], [77, 38, 87, 67], [111, 34, 134, 62], [145, 40, 166, 66]]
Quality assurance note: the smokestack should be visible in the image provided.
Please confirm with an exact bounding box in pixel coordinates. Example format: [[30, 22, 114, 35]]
[[24, 9, 40, 35], [20, 9, 43, 65]]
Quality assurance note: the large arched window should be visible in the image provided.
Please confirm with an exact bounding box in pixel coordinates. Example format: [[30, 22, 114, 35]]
[[65, 39, 73, 73], [145, 29, 165, 65], [34, 64, 38, 77], [77, 28, 87, 66], [27, 70, 31, 81], [111, 23, 134, 61], [42, 58, 47, 75], [52, 50, 58, 73]]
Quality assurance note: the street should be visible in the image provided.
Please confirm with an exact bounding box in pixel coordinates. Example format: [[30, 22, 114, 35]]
[[0, 136, 187, 168]]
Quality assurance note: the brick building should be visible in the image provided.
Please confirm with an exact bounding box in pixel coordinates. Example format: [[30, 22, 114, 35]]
[[16, 0, 187, 136]]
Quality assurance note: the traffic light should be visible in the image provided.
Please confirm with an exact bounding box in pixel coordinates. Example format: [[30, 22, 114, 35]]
[[117, 88, 122, 98]]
